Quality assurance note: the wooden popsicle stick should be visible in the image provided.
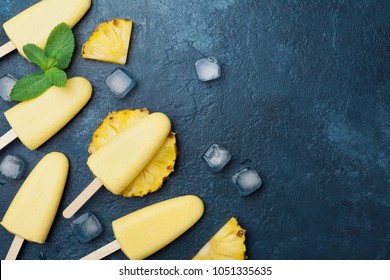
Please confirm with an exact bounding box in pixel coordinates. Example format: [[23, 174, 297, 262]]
[[5, 235, 24, 260], [81, 240, 121, 260], [0, 41, 16, 58], [0, 129, 18, 151], [62, 177, 103, 219]]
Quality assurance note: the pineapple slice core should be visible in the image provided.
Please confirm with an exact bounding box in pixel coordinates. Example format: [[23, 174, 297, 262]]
[[82, 18, 133, 65], [89, 109, 177, 197], [193, 217, 247, 260]]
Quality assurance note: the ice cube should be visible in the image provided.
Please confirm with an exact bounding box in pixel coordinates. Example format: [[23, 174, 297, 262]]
[[105, 68, 136, 98], [71, 213, 102, 243], [232, 167, 262, 196], [203, 143, 231, 172], [195, 57, 221, 81], [0, 74, 18, 102], [0, 155, 25, 179]]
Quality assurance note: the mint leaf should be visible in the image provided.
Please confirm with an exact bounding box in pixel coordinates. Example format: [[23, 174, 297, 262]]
[[45, 67, 67, 87], [45, 23, 75, 70], [10, 72, 52, 101], [23, 44, 49, 70]]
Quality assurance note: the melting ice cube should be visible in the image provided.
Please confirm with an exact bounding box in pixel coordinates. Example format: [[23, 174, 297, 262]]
[[71, 213, 102, 243], [195, 57, 221, 81], [232, 167, 262, 196], [105, 68, 136, 98], [0, 74, 18, 102], [203, 143, 231, 172], [0, 155, 25, 179]]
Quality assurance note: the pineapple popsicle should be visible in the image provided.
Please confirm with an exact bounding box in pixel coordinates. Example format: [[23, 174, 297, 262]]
[[0, 77, 92, 150], [88, 112, 171, 194], [0, 0, 91, 58], [82, 195, 204, 260], [63, 112, 171, 218], [1, 152, 69, 260]]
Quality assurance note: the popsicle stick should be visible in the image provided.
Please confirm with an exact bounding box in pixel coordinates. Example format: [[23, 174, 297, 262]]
[[0, 129, 18, 151], [81, 240, 121, 260], [0, 41, 16, 58], [5, 235, 24, 260], [62, 177, 103, 219]]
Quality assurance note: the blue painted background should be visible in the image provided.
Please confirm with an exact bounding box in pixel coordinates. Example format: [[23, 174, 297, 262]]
[[0, 0, 389, 260]]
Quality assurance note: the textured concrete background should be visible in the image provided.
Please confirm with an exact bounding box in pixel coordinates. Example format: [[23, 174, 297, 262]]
[[1, 0, 390, 260]]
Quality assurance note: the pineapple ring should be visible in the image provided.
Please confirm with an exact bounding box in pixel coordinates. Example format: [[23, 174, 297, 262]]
[[89, 109, 177, 197], [193, 217, 247, 260]]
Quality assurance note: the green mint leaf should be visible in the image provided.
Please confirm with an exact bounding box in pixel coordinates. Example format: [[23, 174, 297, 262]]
[[45, 22, 75, 70], [45, 67, 67, 87], [10, 72, 52, 101], [23, 44, 49, 70]]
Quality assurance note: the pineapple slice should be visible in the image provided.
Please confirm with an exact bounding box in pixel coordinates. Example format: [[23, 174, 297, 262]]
[[122, 133, 176, 197], [82, 18, 133, 65], [89, 109, 177, 197], [193, 217, 247, 260]]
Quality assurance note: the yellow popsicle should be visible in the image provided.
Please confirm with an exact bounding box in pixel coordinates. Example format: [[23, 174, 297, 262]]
[[87, 112, 171, 195], [4, 77, 92, 150], [3, 0, 91, 58], [82, 195, 204, 260], [1, 152, 69, 243]]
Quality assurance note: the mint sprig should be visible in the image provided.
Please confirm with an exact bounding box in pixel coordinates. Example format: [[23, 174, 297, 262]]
[[11, 23, 75, 101]]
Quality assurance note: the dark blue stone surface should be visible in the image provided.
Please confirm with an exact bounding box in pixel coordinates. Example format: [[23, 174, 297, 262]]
[[1, 0, 390, 260]]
